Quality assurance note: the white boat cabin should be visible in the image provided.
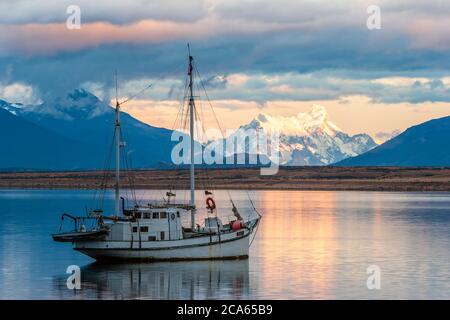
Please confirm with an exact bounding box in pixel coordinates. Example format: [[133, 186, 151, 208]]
[[102, 204, 235, 243], [106, 207, 186, 242]]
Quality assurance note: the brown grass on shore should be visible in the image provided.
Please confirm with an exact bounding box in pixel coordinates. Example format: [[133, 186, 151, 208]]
[[0, 167, 449, 191]]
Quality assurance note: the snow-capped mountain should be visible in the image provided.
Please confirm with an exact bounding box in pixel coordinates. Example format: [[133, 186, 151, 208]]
[[230, 105, 377, 165], [21, 88, 111, 121], [0, 91, 376, 169]]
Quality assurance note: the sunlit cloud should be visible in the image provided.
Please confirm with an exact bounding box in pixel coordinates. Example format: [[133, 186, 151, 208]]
[[0, 16, 304, 55], [0, 82, 41, 105], [119, 95, 450, 139], [0, 0, 449, 140], [0, 0, 449, 55]]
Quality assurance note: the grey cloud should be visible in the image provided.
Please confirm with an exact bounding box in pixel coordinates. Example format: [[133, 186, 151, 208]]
[[0, 0, 207, 24], [1, 1, 450, 105], [201, 75, 228, 90]]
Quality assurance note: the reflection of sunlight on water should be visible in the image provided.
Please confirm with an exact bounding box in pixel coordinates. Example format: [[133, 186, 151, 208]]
[[252, 191, 338, 299], [1, 189, 449, 299], [248, 190, 450, 299]]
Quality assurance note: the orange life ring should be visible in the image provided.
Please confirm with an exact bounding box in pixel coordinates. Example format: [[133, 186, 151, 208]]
[[206, 197, 216, 210]]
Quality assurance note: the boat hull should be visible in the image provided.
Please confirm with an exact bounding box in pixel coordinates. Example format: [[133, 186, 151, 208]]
[[74, 226, 256, 262]]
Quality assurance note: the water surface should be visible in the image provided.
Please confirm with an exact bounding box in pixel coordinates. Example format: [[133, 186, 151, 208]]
[[0, 189, 449, 299]]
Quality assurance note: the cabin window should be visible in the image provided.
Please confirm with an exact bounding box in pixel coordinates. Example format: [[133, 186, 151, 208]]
[[148, 236, 156, 241], [160, 212, 167, 219], [152, 212, 159, 219], [143, 212, 151, 219], [160, 231, 165, 240], [135, 213, 141, 219], [177, 211, 180, 217], [140, 226, 149, 233], [132, 226, 138, 233]]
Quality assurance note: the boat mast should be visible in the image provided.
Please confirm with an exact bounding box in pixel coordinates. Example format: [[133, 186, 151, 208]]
[[188, 45, 196, 230], [114, 72, 121, 216]]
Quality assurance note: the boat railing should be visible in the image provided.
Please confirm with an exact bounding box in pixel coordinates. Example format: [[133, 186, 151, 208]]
[[58, 213, 103, 233], [130, 203, 195, 210]]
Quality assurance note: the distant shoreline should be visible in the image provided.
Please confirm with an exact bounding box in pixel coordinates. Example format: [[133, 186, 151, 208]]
[[1, 167, 449, 192]]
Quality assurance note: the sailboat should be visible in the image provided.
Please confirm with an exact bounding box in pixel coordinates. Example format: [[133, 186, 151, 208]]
[[52, 49, 261, 261]]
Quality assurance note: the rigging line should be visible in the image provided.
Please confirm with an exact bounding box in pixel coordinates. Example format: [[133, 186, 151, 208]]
[[249, 220, 260, 246], [171, 73, 189, 136], [194, 67, 260, 219], [117, 84, 153, 107], [164, 69, 190, 198], [119, 126, 138, 206], [246, 189, 262, 218], [103, 131, 116, 207], [190, 68, 221, 220], [96, 126, 115, 209], [93, 117, 116, 209], [177, 70, 189, 127], [118, 118, 136, 197], [193, 101, 213, 195], [115, 70, 118, 104], [170, 87, 187, 132], [193, 70, 208, 143], [193, 63, 226, 140], [116, 63, 187, 202], [193, 62, 235, 205], [191, 76, 207, 189], [193, 71, 215, 194], [98, 128, 116, 210], [192, 104, 207, 193]]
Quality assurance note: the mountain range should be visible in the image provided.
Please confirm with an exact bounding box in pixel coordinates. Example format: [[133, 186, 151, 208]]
[[336, 116, 450, 166], [0, 89, 448, 170], [0, 89, 175, 170], [229, 105, 377, 165]]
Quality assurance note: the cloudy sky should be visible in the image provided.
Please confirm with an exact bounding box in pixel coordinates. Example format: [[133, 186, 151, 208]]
[[1, 0, 450, 141]]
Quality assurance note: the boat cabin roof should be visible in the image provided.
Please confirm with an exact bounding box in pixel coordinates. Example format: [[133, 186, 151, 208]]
[[133, 203, 194, 210]]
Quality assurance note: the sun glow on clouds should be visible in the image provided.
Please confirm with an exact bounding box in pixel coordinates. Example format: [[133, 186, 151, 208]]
[[119, 94, 450, 141], [1, 0, 450, 55], [371, 77, 431, 87], [0, 83, 41, 105], [1, 17, 303, 55], [78, 70, 450, 141], [1, 1, 450, 142]]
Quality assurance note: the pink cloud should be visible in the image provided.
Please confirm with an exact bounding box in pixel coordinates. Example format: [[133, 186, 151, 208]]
[[0, 17, 303, 55]]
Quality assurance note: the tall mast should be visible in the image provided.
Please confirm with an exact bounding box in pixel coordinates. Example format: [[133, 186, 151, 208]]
[[114, 72, 121, 216], [188, 45, 196, 230]]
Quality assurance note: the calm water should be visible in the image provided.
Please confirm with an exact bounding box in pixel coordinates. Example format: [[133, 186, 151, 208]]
[[0, 189, 449, 299]]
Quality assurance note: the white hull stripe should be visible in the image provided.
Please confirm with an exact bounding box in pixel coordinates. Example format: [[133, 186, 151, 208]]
[[75, 231, 251, 252]]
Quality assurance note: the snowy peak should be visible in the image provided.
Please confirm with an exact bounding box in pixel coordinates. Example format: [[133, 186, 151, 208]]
[[239, 105, 377, 165], [307, 104, 328, 124], [23, 88, 111, 121], [247, 105, 342, 137], [0, 99, 23, 116]]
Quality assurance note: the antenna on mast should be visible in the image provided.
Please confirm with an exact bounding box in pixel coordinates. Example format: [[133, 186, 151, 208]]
[[115, 70, 119, 107], [187, 43, 196, 230]]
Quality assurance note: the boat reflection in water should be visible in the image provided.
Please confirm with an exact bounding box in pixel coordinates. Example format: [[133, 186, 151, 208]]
[[53, 259, 250, 300]]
